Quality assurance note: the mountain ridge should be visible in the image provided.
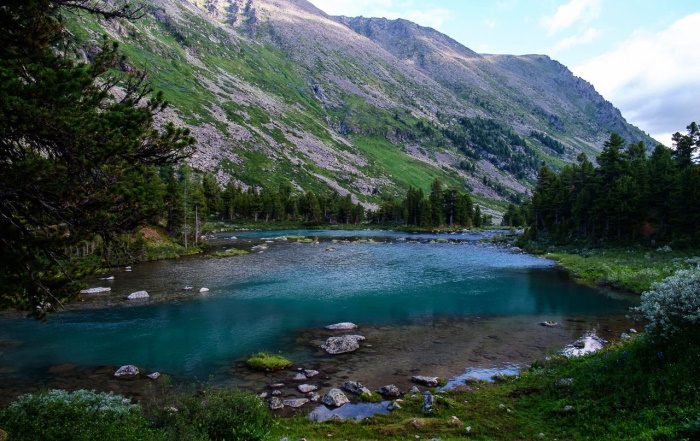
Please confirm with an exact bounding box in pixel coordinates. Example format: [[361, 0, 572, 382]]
[[67, 0, 656, 210]]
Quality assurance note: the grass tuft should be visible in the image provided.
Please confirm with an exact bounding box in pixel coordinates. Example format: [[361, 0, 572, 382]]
[[245, 352, 293, 371]]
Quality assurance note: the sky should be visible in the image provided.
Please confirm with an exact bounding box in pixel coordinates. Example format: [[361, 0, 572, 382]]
[[307, 0, 700, 147]]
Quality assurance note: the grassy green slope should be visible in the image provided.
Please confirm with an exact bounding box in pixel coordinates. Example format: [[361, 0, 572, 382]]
[[65, 1, 626, 214]]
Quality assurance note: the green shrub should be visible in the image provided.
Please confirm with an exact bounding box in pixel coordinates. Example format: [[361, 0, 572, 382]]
[[246, 352, 293, 371], [634, 269, 700, 335], [144, 382, 272, 441], [358, 391, 383, 403], [0, 389, 164, 441]]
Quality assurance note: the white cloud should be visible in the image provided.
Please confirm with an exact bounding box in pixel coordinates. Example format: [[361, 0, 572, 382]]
[[540, 0, 601, 34], [548, 28, 602, 53], [574, 13, 700, 144], [404, 8, 452, 30], [308, 0, 394, 17], [484, 19, 497, 29], [308, 0, 453, 30]]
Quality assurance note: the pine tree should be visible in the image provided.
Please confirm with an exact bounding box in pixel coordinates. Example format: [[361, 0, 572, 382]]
[[429, 178, 445, 226], [0, 0, 195, 314]]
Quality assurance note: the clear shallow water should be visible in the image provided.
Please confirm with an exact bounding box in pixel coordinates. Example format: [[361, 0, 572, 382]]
[[0, 230, 638, 397]]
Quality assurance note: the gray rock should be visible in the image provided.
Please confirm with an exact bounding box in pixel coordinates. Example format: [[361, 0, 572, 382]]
[[114, 365, 139, 378], [283, 398, 309, 408], [563, 405, 574, 412], [199, 287, 210, 293], [325, 322, 358, 330], [343, 381, 371, 395], [320, 388, 349, 407], [147, 372, 161, 380], [259, 391, 269, 398], [376, 384, 401, 397], [292, 372, 308, 381], [298, 384, 318, 393], [304, 369, 320, 377], [127, 291, 149, 300], [269, 383, 285, 389], [412, 375, 439, 387], [272, 390, 282, 396], [408, 386, 421, 393], [387, 401, 401, 411], [307, 392, 321, 402], [80, 287, 111, 294], [269, 397, 284, 410], [99, 276, 115, 280], [320, 335, 365, 354]]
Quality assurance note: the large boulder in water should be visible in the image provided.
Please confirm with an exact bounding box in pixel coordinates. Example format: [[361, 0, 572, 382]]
[[320, 335, 365, 354], [320, 388, 349, 407]]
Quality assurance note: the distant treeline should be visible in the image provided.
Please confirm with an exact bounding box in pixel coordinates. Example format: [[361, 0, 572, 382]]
[[521, 122, 700, 244], [157, 168, 489, 240]]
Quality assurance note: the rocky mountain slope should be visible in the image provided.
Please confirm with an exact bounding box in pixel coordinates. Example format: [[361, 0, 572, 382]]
[[68, 0, 655, 209]]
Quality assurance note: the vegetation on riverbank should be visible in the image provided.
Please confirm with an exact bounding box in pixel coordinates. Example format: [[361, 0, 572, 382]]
[[209, 248, 249, 259], [521, 241, 700, 294]]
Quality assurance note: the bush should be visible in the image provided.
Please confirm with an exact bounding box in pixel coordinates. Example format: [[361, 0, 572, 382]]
[[144, 382, 272, 441], [634, 269, 700, 335], [0, 389, 164, 441]]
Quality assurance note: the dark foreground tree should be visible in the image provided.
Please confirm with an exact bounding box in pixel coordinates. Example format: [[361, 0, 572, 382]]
[[0, 0, 195, 316]]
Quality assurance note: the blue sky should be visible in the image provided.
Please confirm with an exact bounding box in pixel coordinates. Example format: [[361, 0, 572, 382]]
[[307, 0, 700, 146]]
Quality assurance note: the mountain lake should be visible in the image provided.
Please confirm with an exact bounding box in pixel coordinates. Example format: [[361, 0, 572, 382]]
[[0, 229, 639, 409]]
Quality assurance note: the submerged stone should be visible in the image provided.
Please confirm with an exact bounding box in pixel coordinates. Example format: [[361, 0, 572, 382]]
[[412, 376, 439, 387], [114, 365, 139, 378], [127, 291, 149, 300], [325, 322, 358, 330], [321, 335, 365, 354], [284, 398, 309, 408], [298, 384, 318, 393], [80, 287, 111, 294]]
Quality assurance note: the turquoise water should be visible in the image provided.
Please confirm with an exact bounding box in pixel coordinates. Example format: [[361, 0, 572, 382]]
[[0, 230, 637, 387]]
